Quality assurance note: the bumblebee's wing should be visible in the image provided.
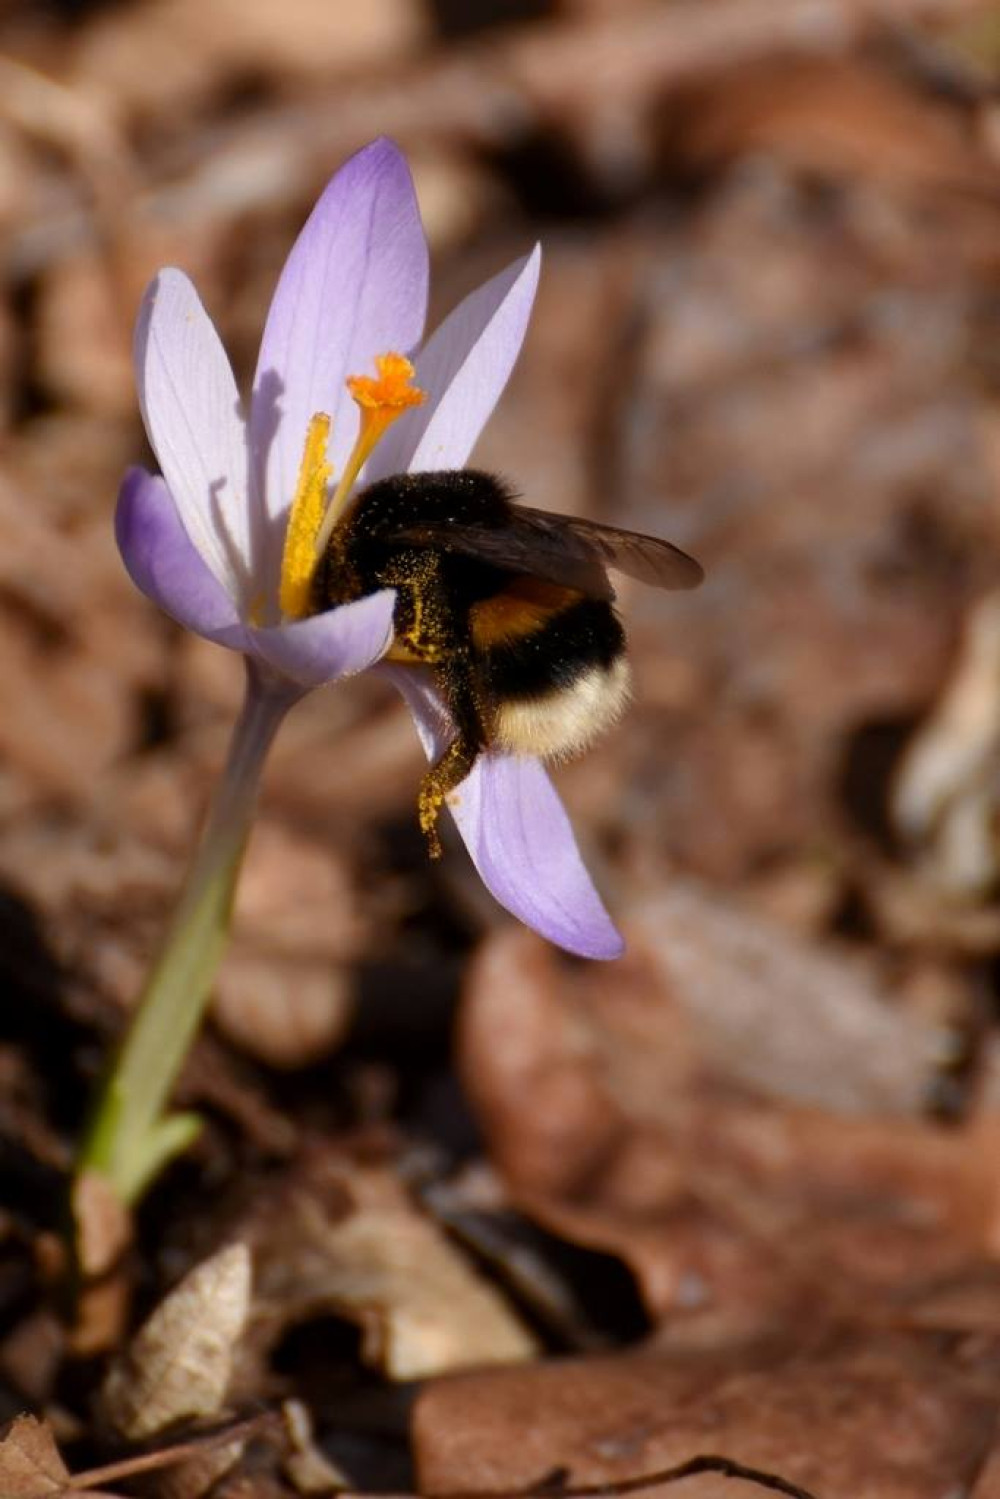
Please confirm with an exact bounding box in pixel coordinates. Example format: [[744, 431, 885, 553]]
[[396, 507, 703, 598], [520, 508, 704, 592], [395, 509, 613, 597]]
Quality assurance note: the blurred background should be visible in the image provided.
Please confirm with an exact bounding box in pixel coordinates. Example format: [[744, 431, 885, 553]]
[[6, 0, 1000, 1492]]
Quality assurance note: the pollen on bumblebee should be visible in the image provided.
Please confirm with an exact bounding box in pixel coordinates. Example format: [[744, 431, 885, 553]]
[[418, 780, 446, 860]]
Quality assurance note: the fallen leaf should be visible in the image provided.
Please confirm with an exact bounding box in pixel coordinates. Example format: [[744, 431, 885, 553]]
[[245, 1150, 536, 1381], [0, 1415, 69, 1498], [459, 925, 1000, 1336], [663, 54, 1000, 207], [101, 1242, 251, 1440], [212, 821, 364, 1067], [413, 1334, 1000, 1499], [630, 882, 941, 1115], [212, 953, 353, 1070]]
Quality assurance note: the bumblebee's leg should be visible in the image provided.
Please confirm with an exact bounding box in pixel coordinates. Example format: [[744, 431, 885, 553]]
[[378, 551, 487, 856], [419, 654, 485, 860]]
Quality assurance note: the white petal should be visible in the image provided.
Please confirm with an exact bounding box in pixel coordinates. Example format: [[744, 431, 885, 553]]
[[249, 139, 428, 603], [134, 269, 251, 601], [367, 247, 541, 483]]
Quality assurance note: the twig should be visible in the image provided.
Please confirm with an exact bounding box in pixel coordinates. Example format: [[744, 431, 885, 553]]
[[531, 1454, 817, 1499], [67, 1412, 276, 1491], [67, 1405, 817, 1499], [339, 1454, 818, 1499]]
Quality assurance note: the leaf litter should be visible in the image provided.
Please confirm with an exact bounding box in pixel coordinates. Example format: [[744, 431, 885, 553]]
[[6, 0, 1000, 1496]]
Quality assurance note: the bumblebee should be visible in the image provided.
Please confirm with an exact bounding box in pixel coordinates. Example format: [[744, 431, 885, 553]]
[[313, 469, 703, 854]]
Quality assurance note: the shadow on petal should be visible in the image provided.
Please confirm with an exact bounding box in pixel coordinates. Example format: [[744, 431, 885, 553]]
[[134, 269, 251, 600]]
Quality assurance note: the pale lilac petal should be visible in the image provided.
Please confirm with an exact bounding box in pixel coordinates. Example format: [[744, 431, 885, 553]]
[[367, 247, 541, 483], [115, 467, 250, 648], [386, 667, 624, 960], [250, 138, 428, 590], [134, 269, 250, 600], [456, 755, 625, 959], [250, 590, 396, 688]]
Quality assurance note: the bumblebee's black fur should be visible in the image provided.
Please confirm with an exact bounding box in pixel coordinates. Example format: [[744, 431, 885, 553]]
[[312, 469, 625, 717]]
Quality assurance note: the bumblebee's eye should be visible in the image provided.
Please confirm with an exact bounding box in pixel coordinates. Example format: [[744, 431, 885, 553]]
[[279, 354, 425, 620]]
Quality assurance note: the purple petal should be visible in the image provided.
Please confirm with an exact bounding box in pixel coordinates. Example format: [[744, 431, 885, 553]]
[[250, 139, 428, 593], [250, 590, 396, 687], [134, 269, 251, 600], [116, 467, 250, 648], [367, 247, 541, 483], [386, 667, 624, 960]]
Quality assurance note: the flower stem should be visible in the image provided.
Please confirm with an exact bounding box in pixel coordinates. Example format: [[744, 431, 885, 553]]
[[76, 662, 296, 1207]]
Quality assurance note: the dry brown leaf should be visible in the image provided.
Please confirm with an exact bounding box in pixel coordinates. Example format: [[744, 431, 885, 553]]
[[73, 0, 426, 118], [663, 54, 1000, 204], [212, 954, 353, 1069], [459, 925, 1000, 1335], [630, 883, 940, 1115], [208, 821, 364, 1066], [35, 251, 133, 416], [101, 1242, 251, 1440], [246, 1152, 536, 1381], [0, 1415, 69, 1499], [413, 1335, 1000, 1499], [971, 1435, 1000, 1499], [230, 823, 366, 962]]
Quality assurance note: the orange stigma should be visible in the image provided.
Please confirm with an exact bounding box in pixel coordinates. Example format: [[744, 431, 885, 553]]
[[347, 351, 426, 417]]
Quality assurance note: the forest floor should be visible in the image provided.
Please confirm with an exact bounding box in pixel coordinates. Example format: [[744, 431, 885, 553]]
[[5, 0, 1000, 1495]]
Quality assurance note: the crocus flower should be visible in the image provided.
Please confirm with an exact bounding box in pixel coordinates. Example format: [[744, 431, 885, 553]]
[[118, 137, 622, 961], [79, 139, 621, 1210]]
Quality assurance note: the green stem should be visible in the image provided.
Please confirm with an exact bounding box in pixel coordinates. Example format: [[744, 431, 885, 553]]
[[76, 661, 297, 1207]]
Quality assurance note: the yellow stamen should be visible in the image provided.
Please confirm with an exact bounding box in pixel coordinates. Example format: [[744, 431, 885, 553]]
[[279, 413, 332, 620], [313, 352, 425, 560]]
